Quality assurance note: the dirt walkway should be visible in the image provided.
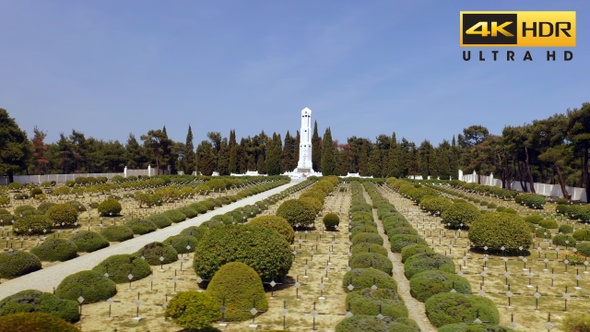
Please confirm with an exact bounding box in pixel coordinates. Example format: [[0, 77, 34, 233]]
[[0, 180, 299, 300], [362, 189, 437, 332]]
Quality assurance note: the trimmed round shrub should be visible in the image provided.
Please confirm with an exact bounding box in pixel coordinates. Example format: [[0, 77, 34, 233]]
[[540, 219, 558, 229], [299, 196, 323, 214], [351, 224, 378, 235], [69, 231, 109, 252], [14, 205, 36, 215], [180, 226, 209, 242], [552, 234, 577, 247], [161, 209, 187, 223], [146, 215, 172, 229], [179, 206, 198, 218], [136, 242, 178, 265], [559, 224, 574, 234], [0, 251, 42, 278], [401, 244, 435, 263], [342, 268, 397, 292], [188, 202, 208, 214], [0, 290, 79, 323], [205, 262, 268, 321], [441, 202, 480, 229], [576, 242, 590, 257], [165, 290, 218, 330], [0, 312, 81, 332], [515, 193, 546, 209], [194, 224, 293, 281], [425, 293, 500, 327], [30, 238, 77, 261], [421, 196, 453, 215], [37, 202, 57, 214], [323, 213, 340, 230], [126, 218, 157, 235], [199, 199, 216, 210], [350, 253, 393, 275], [351, 232, 384, 246], [404, 253, 455, 279], [92, 254, 152, 283], [525, 215, 544, 224], [561, 314, 590, 332], [335, 315, 420, 332], [13, 214, 52, 235], [468, 212, 532, 251], [100, 225, 134, 242], [66, 200, 86, 212], [164, 234, 199, 254], [573, 229, 590, 241], [385, 226, 418, 236], [439, 323, 515, 332], [55, 270, 117, 304], [97, 199, 122, 216], [346, 287, 408, 319], [410, 270, 472, 302], [276, 199, 316, 227], [249, 215, 295, 244], [389, 234, 428, 253], [351, 242, 388, 257], [535, 227, 551, 239], [45, 203, 78, 227], [0, 213, 14, 226]]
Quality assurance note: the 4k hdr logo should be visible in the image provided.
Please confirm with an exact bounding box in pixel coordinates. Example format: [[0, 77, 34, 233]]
[[460, 11, 576, 47]]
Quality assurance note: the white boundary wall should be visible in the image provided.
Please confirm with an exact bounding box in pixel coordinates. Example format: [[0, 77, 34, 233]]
[[1, 166, 156, 185], [459, 170, 587, 202]]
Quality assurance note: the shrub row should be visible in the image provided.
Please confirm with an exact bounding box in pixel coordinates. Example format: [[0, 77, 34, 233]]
[[336, 181, 417, 332]]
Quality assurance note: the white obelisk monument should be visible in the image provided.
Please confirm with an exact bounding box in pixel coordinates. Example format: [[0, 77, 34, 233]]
[[296, 107, 314, 174]]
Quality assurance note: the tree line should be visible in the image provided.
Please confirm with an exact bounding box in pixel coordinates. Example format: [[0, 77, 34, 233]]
[[1, 103, 589, 198]]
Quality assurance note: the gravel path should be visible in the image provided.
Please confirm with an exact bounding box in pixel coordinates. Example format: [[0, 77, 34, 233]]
[[362, 189, 436, 332], [0, 180, 299, 300]]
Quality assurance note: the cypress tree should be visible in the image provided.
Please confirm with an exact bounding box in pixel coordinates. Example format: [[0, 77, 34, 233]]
[[182, 125, 196, 175], [311, 121, 322, 172], [266, 133, 282, 175], [228, 130, 238, 174], [321, 128, 336, 175]]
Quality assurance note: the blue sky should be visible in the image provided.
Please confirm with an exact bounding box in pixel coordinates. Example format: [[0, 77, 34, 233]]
[[1, 1, 588, 146]]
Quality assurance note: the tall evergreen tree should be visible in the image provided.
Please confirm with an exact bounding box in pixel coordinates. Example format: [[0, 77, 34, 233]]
[[125, 133, 146, 169], [238, 138, 248, 173], [0, 109, 31, 182], [367, 146, 381, 177], [266, 133, 282, 175], [311, 121, 322, 172], [217, 138, 230, 175], [30, 127, 49, 175], [386, 132, 401, 178], [182, 125, 196, 175], [281, 131, 297, 172], [228, 130, 238, 174], [321, 128, 336, 175], [196, 140, 215, 176], [418, 140, 434, 179]]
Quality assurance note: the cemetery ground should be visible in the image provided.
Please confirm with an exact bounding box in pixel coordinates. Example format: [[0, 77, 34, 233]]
[[1, 177, 589, 331], [377, 183, 588, 332], [74, 183, 352, 332]]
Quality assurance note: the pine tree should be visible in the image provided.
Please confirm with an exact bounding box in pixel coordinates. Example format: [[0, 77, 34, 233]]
[[321, 128, 336, 175], [182, 125, 196, 175], [311, 121, 322, 172], [0, 109, 31, 182]]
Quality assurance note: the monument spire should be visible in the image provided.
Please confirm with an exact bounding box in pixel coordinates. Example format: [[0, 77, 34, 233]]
[[296, 107, 313, 172]]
